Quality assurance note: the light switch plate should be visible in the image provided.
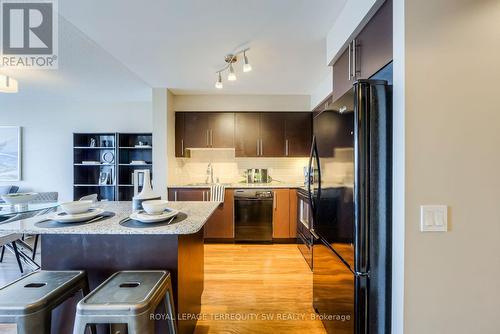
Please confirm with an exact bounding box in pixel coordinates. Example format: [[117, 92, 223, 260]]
[[420, 205, 448, 232]]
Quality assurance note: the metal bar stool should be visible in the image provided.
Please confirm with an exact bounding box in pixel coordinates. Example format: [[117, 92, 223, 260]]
[[73, 270, 177, 334], [0, 270, 92, 334]]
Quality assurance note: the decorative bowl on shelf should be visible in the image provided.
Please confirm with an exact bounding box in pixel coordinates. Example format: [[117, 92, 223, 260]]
[[1, 192, 38, 205]]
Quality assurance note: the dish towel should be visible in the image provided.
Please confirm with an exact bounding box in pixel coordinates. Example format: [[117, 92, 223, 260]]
[[210, 184, 225, 202]]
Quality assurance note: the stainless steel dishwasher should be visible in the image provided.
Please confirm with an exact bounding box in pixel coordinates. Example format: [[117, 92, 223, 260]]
[[234, 189, 273, 242]]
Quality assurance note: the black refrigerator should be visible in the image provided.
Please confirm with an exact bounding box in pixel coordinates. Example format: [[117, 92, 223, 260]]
[[309, 74, 392, 333]]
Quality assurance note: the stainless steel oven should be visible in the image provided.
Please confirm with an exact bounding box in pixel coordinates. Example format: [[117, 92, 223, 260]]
[[297, 188, 313, 270]]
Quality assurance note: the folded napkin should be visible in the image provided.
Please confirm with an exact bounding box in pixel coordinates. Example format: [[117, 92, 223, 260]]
[[210, 184, 225, 202]]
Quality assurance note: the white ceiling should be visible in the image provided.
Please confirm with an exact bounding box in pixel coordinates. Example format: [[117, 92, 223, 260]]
[[57, 0, 347, 95]]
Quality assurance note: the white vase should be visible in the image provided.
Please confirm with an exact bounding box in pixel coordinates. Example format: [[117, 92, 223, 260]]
[[132, 169, 160, 211]]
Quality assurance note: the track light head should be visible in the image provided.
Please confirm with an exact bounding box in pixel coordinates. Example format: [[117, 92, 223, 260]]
[[228, 63, 237, 81], [243, 51, 252, 72], [215, 72, 223, 89]]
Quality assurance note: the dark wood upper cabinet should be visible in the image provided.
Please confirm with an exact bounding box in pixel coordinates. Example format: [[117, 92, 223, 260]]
[[183, 113, 211, 149], [175, 113, 185, 157], [235, 113, 260, 157], [313, 110, 354, 157], [260, 113, 286, 157], [331, 0, 392, 103], [356, 0, 393, 79], [210, 113, 234, 148], [284, 113, 312, 157], [332, 48, 352, 103], [175, 112, 235, 156], [177, 111, 312, 158]]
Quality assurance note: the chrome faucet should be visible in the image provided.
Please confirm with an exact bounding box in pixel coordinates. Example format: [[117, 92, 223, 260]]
[[205, 163, 214, 184]]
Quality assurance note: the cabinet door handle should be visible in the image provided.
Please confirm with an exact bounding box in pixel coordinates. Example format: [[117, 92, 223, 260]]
[[181, 139, 184, 157], [273, 191, 277, 210], [260, 139, 263, 156], [206, 130, 209, 147], [348, 42, 352, 81], [257, 139, 260, 156], [352, 38, 357, 79], [174, 191, 177, 201], [285, 139, 289, 156], [210, 130, 213, 147]]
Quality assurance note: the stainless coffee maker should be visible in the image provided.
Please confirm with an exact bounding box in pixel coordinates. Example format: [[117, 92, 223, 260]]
[[245, 169, 270, 183]]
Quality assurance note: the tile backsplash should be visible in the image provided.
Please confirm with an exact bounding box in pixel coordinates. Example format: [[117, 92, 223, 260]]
[[168, 148, 354, 185], [169, 150, 308, 184]]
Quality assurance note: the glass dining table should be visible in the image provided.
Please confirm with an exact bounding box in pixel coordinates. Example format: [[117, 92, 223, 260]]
[[0, 202, 59, 218], [0, 201, 60, 271]]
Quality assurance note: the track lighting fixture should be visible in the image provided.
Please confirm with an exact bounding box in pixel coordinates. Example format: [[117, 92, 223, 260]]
[[214, 48, 251, 89]]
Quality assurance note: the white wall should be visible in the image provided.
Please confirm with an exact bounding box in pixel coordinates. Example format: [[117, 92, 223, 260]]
[[403, 1, 500, 333], [152, 88, 168, 198], [174, 94, 310, 112], [0, 100, 152, 201], [310, 67, 333, 110]]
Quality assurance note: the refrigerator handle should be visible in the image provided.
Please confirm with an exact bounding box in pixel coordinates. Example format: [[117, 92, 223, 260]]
[[354, 80, 370, 274], [307, 136, 316, 215]]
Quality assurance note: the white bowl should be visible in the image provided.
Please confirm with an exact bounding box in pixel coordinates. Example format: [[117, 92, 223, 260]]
[[142, 200, 169, 215], [1, 192, 38, 205], [60, 200, 93, 215]]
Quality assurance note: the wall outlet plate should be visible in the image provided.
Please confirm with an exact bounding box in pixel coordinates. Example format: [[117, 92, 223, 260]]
[[420, 205, 448, 232]]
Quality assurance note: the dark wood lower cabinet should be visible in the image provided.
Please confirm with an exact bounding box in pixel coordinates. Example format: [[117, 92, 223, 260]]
[[204, 189, 234, 239], [168, 188, 233, 239], [168, 187, 297, 241]]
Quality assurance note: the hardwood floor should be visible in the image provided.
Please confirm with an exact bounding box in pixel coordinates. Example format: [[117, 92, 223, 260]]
[[194, 244, 326, 334], [0, 243, 326, 334]]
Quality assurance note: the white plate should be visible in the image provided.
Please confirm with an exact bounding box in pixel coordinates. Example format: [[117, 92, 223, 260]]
[[49, 208, 104, 223], [130, 208, 179, 224]]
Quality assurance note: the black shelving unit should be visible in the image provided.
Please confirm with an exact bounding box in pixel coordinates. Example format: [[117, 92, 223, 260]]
[[73, 133, 152, 201], [117, 133, 153, 201]]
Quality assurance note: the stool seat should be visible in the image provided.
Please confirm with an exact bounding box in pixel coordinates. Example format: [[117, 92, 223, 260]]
[[78, 271, 168, 315], [74, 270, 177, 334], [0, 270, 86, 315], [0, 270, 91, 334]]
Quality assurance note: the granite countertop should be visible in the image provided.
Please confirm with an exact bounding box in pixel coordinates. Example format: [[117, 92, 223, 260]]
[[0, 201, 220, 235], [168, 182, 306, 189]]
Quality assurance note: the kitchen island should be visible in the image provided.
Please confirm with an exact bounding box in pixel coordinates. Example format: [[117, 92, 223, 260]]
[[0, 201, 220, 334]]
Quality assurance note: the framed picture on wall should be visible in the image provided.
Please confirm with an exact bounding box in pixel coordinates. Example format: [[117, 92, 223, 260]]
[[0, 126, 21, 181]]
